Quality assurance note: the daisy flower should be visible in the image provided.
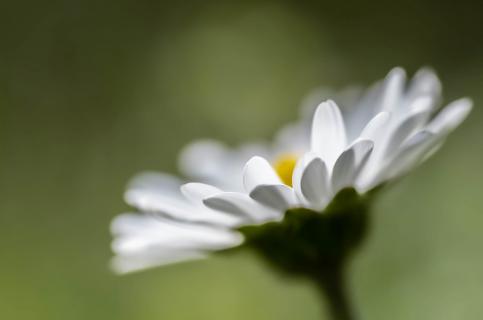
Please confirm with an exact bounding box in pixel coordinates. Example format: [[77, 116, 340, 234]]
[[111, 67, 472, 275]]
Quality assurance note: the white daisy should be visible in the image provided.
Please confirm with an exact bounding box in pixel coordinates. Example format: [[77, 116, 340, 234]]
[[111, 67, 472, 273]]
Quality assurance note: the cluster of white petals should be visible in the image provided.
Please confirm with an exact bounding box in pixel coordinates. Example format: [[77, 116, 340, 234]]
[[111, 68, 472, 273]]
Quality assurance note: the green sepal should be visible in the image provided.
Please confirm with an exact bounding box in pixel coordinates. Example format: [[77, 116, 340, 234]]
[[237, 188, 373, 278]]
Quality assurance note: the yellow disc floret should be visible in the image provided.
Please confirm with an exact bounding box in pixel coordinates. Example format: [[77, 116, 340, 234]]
[[273, 153, 298, 187]]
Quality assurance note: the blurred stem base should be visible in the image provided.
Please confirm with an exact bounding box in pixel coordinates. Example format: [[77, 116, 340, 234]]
[[313, 266, 355, 320], [239, 188, 374, 320]]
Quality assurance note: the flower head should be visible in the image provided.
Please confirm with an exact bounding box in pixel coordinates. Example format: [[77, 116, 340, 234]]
[[111, 67, 472, 273]]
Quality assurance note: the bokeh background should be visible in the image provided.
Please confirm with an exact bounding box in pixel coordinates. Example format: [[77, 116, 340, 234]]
[[1, 0, 483, 319]]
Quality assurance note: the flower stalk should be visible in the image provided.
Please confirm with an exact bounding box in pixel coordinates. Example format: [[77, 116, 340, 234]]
[[314, 263, 355, 320], [239, 188, 370, 320]]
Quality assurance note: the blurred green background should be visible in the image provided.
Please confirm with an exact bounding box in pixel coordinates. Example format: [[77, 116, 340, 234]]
[[1, 0, 483, 319]]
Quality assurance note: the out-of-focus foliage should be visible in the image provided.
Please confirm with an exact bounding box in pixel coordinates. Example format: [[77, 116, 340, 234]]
[[0, 0, 482, 319]]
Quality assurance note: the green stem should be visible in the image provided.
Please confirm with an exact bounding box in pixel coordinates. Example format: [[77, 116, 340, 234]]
[[315, 267, 356, 320]]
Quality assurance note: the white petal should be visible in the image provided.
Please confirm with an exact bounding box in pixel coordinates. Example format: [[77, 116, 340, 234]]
[[380, 67, 406, 113], [406, 68, 442, 104], [351, 139, 375, 170], [111, 214, 242, 252], [383, 108, 431, 157], [300, 157, 330, 210], [111, 212, 154, 235], [203, 192, 281, 223], [180, 183, 222, 206], [274, 122, 309, 155], [292, 152, 318, 204], [359, 112, 391, 141], [111, 214, 243, 274], [311, 100, 347, 166], [124, 172, 187, 209], [331, 151, 355, 193], [178, 140, 267, 191], [110, 214, 243, 273], [243, 156, 282, 193], [345, 81, 384, 138], [426, 98, 473, 134], [125, 188, 192, 217], [124, 173, 240, 226], [381, 131, 438, 181], [358, 107, 430, 188], [408, 95, 435, 115], [249, 184, 298, 211], [178, 139, 228, 181], [111, 249, 206, 274], [180, 183, 245, 226], [332, 140, 373, 193]]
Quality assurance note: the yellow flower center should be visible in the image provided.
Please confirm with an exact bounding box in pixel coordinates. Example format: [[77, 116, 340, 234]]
[[273, 154, 298, 187]]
